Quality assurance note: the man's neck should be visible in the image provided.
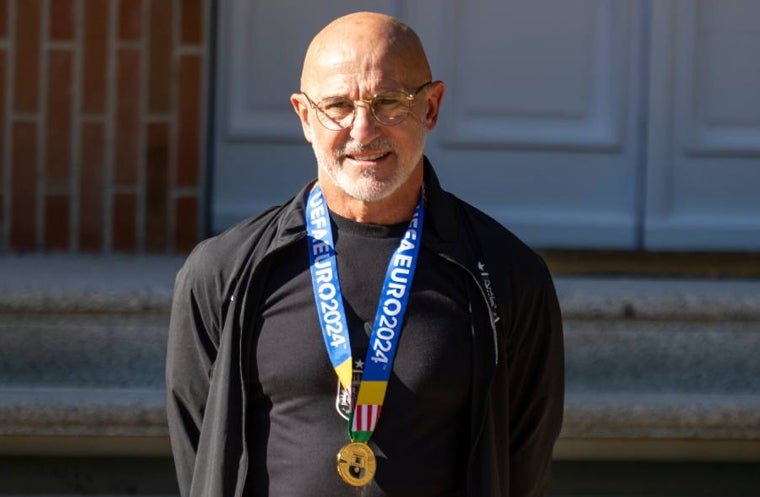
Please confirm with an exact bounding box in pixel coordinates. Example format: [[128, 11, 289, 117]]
[[319, 174, 423, 226], [328, 198, 416, 225]]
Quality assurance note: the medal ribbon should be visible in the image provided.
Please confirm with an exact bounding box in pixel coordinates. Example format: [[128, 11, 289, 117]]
[[306, 184, 424, 443]]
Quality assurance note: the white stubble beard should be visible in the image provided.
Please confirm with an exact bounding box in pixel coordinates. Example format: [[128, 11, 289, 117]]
[[312, 128, 427, 203]]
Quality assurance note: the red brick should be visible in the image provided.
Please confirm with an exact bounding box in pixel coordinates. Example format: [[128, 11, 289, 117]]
[[0, 52, 6, 192], [177, 54, 200, 188], [44, 194, 70, 250], [46, 50, 72, 188], [0, 0, 9, 40], [11, 122, 37, 251], [79, 121, 104, 251], [175, 196, 198, 253], [145, 122, 168, 252], [14, 0, 41, 113], [115, 48, 140, 186], [113, 193, 136, 252], [50, 0, 74, 40], [181, 0, 202, 45], [82, 0, 109, 113], [148, 0, 172, 113], [119, 0, 142, 40]]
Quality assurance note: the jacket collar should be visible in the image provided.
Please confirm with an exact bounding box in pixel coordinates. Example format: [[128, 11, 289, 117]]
[[421, 157, 459, 243], [420, 157, 479, 268]]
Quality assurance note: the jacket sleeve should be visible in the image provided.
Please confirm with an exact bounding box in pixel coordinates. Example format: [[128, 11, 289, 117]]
[[506, 262, 564, 497], [165, 246, 222, 497]]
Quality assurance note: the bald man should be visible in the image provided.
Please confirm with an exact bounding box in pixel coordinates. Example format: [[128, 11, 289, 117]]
[[166, 12, 563, 497]]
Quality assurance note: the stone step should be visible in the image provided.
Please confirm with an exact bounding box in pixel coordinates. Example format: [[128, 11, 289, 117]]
[[0, 313, 168, 390], [3, 310, 757, 394], [0, 255, 758, 459], [2, 387, 758, 440], [2, 295, 758, 393], [0, 387, 166, 437]]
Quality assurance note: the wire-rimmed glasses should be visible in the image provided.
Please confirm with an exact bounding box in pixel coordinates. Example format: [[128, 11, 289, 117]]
[[301, 81, 435, 131]]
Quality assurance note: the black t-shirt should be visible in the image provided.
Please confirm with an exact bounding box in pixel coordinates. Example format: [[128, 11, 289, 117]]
[[247, 211, 472, 497]]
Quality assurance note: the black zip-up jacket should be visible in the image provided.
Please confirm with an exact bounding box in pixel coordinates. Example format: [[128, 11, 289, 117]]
[[166, 160, 564, 497]]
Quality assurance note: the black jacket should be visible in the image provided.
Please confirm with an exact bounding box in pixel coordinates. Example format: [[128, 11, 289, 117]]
[[166, 160, 564, 497]]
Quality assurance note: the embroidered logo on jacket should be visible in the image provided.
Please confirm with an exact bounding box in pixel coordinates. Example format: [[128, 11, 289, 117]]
[[477, 261, 500, 324]]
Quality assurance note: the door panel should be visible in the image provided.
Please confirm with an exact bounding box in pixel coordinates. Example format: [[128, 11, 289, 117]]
[[645, 0, 760, 250], [441, 2, 627, 151]]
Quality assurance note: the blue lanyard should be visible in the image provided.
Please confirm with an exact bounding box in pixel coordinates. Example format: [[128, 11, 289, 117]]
[[306, 184, 424, 440]]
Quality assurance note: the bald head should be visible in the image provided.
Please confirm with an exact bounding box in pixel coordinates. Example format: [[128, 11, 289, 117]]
[[300, 12, 432, 93]]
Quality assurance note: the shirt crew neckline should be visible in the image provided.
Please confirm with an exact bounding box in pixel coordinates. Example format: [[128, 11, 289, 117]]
[[328, 209, 410, 239]]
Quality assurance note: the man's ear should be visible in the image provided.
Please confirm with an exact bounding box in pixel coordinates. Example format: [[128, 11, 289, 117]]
[[423, 81, 445, 131], [290, 93, 314, 143]]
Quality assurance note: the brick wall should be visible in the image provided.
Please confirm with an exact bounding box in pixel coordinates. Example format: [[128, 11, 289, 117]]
[[0, 0, 207, 253]]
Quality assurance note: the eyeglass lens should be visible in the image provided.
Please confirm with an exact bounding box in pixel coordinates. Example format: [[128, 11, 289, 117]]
[[317, 91, 411, 129]]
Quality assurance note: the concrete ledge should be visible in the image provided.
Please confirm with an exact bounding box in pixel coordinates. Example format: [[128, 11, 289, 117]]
[[553, 438, 760, 461], [2, 389, 759, 461], [0, 435, 171, 457], [0, 388, 166, 437], [1, 255, 759, 317], [1, 256, 758, 461], [563, 393, 760, 440], [0, 255, 183, 312], [1, 388, 757, 441], [555, 277, 760, 320], [0, 313, 168, 389]]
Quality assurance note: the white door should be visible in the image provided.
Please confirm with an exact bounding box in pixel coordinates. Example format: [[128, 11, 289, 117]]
[[645, 0, 760, 250], [212, 0, 760, 251]]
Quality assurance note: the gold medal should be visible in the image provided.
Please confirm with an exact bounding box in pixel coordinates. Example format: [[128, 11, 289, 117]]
[[336, 441, 376, 486]]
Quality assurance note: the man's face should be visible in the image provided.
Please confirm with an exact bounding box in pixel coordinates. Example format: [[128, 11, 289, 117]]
[[294, 49, 440, 203]]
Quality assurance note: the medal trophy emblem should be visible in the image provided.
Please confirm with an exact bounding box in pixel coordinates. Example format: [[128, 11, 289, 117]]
[[336, 441, 376, 486]]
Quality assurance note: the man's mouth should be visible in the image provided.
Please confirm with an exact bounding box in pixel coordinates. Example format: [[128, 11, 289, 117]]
[[345, 151, 392, 162]]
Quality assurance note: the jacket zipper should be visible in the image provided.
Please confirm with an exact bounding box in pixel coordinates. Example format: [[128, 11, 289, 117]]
[[438, 253, 501, 497], [438, 253, 500, 365]]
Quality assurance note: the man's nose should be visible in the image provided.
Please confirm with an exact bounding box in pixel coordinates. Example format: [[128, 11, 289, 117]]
[[349, 101, 380, 141]]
